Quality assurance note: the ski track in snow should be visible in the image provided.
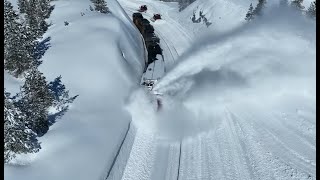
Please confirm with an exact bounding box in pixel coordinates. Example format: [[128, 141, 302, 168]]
[[101, 0, 316, 179]]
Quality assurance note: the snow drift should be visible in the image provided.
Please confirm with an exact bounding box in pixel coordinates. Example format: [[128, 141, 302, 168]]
[[5, 0, 146, 179]]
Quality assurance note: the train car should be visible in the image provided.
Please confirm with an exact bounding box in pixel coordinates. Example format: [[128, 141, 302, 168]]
[[132, 13, 165, 90], [140, 54, 165, 90], [144, 33, 160, 46], [132, 13, 143, 23], [135, 18, 150, 33], [147, 42, 162, 64], [141, 24, 154, 38]]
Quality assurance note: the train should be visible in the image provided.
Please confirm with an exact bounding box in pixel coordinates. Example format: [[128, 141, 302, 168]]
[[132, 12, 165, 90]]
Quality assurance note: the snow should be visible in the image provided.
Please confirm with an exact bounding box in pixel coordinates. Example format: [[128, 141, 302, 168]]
[[5, 0, 145, 179], [118, 0, 316, 179], [5, 0, 316, 179]]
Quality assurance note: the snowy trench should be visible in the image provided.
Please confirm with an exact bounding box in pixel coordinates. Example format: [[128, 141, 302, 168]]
[[100, 0, 316, 179], [4, 0, 315, 180]]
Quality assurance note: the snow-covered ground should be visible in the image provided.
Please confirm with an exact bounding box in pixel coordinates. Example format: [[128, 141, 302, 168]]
[[5, 0, 145, 179], [5, 0, 316, 179], [114, 0, 316, 179]]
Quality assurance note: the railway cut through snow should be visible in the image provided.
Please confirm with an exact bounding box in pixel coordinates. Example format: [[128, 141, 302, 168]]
[[4, 0, 316, 180], [112, 0, 316, 179]]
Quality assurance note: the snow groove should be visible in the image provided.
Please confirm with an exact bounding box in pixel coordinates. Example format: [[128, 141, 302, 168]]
[[105, 122, 137, 180], [105, 121, 132, 179], [176, 141, 182, 180], [227, 108, 315, 180]]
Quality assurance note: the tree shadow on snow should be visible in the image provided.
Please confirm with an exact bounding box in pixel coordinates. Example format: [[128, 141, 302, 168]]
[[34, 36, 51, 64], [48, 108, 69, 126], [47, 75, 79, 127]]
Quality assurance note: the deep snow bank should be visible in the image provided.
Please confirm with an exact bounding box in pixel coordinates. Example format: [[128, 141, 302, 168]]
[[4, 0, 146, 180]]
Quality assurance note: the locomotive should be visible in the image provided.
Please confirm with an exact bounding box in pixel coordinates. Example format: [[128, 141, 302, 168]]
[[132, 12, 165, 90]]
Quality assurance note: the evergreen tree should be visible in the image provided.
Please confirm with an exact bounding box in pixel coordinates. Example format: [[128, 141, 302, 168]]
[[253, 0, 267, 16], [245, 3, 255, 21], [17, 0, 28, 14], [16, 68, 54, 136], [24, 1, 42, 40], [21, 0, 53, 40], [4, 0, 35, 77], [306, 1, 316, 19], [291, 0, 305, 11], [91, 0, 110, 14], [4, 90, 40, 163], [18, 0, 54, 67], [39, 0, 54, 19]]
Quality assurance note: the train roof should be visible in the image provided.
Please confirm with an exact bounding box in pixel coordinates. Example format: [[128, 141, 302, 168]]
[[145, 33, 159, 40], [133, 12, 143, 16], [141, 19, 150, 23], [143, 24, 154, 30], [145, 36, 160, 43]]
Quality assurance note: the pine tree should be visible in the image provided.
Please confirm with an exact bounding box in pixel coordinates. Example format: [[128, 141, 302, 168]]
[[253, 0, 267, 16], [245, 3, 255, 21], [306, 1, 316, 19], [16, 68, 54, 136], [4, 0, 35, 77], [91, 0, 110, 14], [24, 0, 42, 40], [38, 0, 53, 32], [39, 0, 54, 19], [291, 0, 305, 11], [21, 0, 53, 40], [18, 0, 54, 68], [18, 0, 28, 14], [4, 90, 40, 163]]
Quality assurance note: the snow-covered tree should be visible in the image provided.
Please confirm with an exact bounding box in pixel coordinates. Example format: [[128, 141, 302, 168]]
[[21, 0, 53, 40], [24, 1, 42, 40], [91, 0, 110, 14], [291, 0, 305, 11], [4, 90, 40, 163], [17, 0, 28, 14], [16, 68, 54, 136], [39, 0, 54, 19], [245, 3, 255, 21], [4, 0, 35, 77], [306, 1, 316, 19], [253, 0, 267, 16]]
